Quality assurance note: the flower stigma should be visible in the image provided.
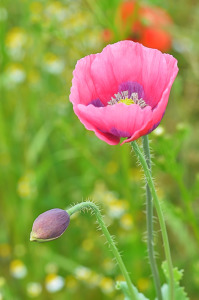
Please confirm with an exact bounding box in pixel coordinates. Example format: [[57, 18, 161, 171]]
[[108, 91, 147, 108]]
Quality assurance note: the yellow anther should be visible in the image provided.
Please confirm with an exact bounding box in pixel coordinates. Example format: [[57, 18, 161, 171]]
[[118, 98, 135, 105]]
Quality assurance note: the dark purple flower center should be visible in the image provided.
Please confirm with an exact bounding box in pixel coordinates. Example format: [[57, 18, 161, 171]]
[[118, 81, 145, 100], [108, 81, 147, 108], [89, 81, 147, 109]]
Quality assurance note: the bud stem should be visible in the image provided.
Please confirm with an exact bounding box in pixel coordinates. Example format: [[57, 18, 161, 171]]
[[67, 202, 136, 300]]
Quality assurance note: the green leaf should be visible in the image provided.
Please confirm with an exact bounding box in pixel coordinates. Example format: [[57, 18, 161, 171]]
[[158, 284, 189, 300], [162, 261, 184, 282], [158, 262, 189, 300], [116, 281, 149, 300]]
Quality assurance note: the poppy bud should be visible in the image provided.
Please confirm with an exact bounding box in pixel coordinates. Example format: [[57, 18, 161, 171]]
[[30, 209, 70, 242]]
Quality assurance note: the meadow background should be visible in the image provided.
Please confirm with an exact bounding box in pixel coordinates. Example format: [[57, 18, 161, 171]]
[[1, 0, 199, 299]]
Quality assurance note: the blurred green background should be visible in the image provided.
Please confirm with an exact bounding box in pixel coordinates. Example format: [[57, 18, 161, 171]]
[[1, 0, 199, 299]]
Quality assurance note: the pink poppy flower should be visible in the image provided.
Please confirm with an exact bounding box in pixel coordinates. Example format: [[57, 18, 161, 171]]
[[69, 41, 178, 145]]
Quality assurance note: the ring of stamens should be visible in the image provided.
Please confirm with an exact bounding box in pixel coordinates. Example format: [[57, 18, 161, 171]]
[[108, 91, 147, 108]]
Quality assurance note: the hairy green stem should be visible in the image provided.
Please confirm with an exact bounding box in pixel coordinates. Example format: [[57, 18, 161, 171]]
[[67, 202, 136, 300], [142, 136, 163, 300], [131, 141, 174, 300]]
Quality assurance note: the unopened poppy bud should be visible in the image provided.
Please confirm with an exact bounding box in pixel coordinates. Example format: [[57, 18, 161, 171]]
[[30, 209, 70, 242]]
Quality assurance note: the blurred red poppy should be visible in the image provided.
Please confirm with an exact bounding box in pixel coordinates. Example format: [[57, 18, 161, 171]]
[[103, 1, 173, 52]]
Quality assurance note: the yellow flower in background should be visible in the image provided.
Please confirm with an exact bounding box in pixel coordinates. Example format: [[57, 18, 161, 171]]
[[74, 266, 92, 282], [10, 259, 27, 279], [99, 277, 115, 294], [87, 272, 101, 287], [61, 7, 96, 38], [26, 282, 42, 298], [5, 63, 26, 85], [120, 213, 134, 230], [137, 277, 150, 292], [43, 53, 65, 75], [6, 27, 27, 48], [108, 199, 129, 219], [45, 273, 64, 293], [92, 181, 114, 203], [65, 11, 88, 30], [85, 30, 102, 49], [5, 27, 27, 59], [30, 1, 42, 14], [17, 172, 37, 199], [92, 181, 118, 205], [92, 182, 130, 220], [29, 1, 43, 23], [45, 1, 68, 22], [74, 266, 101, 287], [17, 176, 31, 197]]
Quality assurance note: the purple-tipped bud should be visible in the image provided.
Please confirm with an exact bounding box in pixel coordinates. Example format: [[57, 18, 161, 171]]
[[30, 208, 70, 242]]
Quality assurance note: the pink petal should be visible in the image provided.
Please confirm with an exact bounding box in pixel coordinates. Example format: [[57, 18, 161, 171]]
[[73, 105, 120, 145], [90, 41, 175, 107], [150, 55, 178, 129], [70, 54, 100, 106], [121, 118, 154, 145], [74, 103, 153, 145], [95, 130, 120, 145]]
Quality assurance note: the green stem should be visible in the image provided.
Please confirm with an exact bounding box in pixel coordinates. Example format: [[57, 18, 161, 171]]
[[67, 202, 136, 300], [131, 141, 174, 300], [142, 136, 163, 300]]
